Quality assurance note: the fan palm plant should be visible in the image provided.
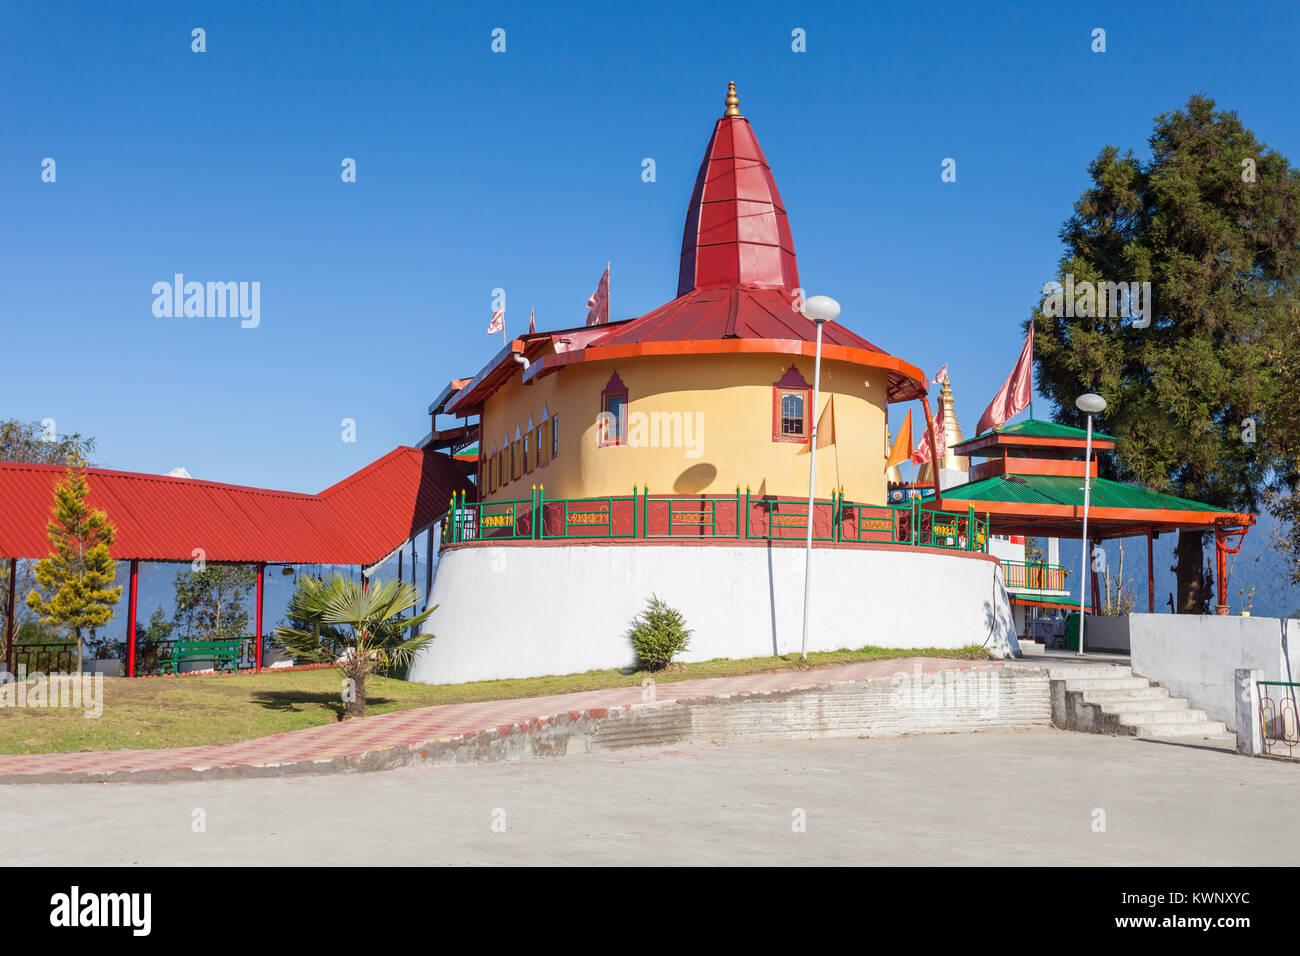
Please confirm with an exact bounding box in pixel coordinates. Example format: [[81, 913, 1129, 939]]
[[274, 574, 436, 718]]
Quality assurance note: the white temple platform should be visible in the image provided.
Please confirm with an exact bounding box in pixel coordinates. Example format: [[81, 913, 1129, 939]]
[[407, 542, 1018, 685]]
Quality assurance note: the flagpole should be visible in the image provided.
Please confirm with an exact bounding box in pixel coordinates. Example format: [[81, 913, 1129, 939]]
[[800, 296, 840, 660], [802, 321, 825, 661]]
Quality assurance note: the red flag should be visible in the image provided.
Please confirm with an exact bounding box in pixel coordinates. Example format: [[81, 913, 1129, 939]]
[[487, 305, 504, 335], [911, 398, 946, 464], [976, 325, 1034, 434], [586, 263, 610, 326], [528, 306, 536, 334]]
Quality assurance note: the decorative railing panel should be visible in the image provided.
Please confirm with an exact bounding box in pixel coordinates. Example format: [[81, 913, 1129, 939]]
[[441, 487, 993, 557], [1259, 681, 1300, 757], [1001, 560, 1068, 593]]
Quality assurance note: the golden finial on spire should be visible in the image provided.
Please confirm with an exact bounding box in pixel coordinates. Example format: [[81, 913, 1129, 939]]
[[724, 81, 741, 117]]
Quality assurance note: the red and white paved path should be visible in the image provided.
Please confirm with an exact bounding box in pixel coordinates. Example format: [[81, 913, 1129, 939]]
[[0, 657, 1007, 779]]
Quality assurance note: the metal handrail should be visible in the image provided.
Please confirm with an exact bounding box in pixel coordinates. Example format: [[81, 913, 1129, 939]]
[[443, 487, 991, 555]]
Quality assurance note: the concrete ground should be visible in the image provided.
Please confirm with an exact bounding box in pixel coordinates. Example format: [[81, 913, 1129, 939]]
[[2, 727, 1291, 866]]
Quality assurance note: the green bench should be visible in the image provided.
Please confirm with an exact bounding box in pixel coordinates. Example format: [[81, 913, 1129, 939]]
[[160, 640, 243, 675]]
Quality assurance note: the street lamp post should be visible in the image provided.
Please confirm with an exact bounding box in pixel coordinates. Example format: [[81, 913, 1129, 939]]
[[1075, 392, 1107, 656], [800, 295, 840, 659]]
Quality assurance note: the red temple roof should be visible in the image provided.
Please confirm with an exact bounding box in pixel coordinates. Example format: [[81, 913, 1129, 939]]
[[585, 285, 881, 351], [676, 104, 799, 296], [444, 83, 930, 415], [0, 448, 473, 565]]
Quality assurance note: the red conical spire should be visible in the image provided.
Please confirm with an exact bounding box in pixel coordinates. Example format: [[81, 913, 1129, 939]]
[[677, 82, 800, 297]]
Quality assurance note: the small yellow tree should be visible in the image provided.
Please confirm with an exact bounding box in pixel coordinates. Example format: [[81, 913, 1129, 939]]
[[26, 467, 122, 674]]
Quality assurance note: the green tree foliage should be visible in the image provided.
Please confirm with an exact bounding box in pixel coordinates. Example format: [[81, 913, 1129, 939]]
[[25, 467, 122, 674], [172, 565, 256, 641], [0, 419, 97, 645], [0, 419, 96, 467], [628, 594, 691, 671], [1032, 95, 1300, 611], [274, 574, 435, 718], [1263, 315, 1300, 584], [95, 606, 174, 672]]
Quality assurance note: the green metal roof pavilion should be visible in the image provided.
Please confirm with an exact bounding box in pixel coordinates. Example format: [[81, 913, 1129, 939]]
[[934, 417, 1254, 614]]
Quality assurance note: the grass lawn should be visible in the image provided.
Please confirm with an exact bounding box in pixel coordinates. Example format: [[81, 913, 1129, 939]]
[[0, 645, 990, 755]]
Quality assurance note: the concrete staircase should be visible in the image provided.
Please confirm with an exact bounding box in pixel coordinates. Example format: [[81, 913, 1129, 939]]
[[1047, 663, 1228, 739]]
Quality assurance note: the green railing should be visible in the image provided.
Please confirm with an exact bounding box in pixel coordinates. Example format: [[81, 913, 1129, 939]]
[[1000, 560, 1069, 594], [442, 486, 991, 555]]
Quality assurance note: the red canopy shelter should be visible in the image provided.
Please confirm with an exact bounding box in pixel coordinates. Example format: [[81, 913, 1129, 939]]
[[0, 447, 472, 676]]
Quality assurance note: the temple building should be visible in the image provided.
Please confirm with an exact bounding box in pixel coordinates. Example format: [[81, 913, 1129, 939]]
[[0, 84, 1259, 683], [408, 84, 1017, 685], [432, 84, 936, 511]]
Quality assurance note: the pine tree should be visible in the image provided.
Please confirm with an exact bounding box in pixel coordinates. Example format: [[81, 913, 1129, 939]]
[[1033, 95, 1300, 611], [26, 467, 122, 674]]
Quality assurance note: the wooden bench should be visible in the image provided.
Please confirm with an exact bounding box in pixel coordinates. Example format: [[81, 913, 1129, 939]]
[[160, 640, 243, 675]]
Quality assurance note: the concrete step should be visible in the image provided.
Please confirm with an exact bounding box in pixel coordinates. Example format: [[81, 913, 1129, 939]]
[[1101, 698, 1192, 716], [1044, 665, 1133, 681], [1117, 707, 1209, 725], [1082, 686, 1171, 704], [1062, 676, 1150, 691], [1127, 719, 1227, 738]]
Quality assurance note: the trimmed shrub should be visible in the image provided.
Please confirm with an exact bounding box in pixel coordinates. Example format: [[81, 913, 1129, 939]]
[[628, 594, 691, 671]]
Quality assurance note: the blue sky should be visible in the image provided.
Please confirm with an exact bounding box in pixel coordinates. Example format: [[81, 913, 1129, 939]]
[[5, 0, 1299, 621]]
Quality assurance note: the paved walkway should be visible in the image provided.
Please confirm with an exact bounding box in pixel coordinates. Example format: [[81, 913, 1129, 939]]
[[0, 657, 1007, 780], [4, 729, 1285, 866]]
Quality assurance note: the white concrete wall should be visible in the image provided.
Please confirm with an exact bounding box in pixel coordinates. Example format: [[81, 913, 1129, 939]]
[[408, 543, 1017, 685], [988, 537, 1026, 564], [1129, 614, 1293, 731], [1082, 614, 1130, 652]]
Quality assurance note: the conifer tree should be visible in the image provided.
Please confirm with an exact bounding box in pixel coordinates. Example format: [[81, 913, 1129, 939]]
[[26, 467, 122, 674], [1032, 95, 1300, 611]]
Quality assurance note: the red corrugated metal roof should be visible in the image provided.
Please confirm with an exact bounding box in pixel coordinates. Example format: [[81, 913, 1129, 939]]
[[0, 448, 473, 565], [585, 285, 883, 351]]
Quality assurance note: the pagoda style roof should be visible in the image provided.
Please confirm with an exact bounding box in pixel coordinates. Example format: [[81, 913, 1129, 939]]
[[676, 82, 799, 297], [584, 285, 877, 350], [487, 82, 929, 406], [936, 473, 1252, 538], [950, 418, 1117, 456]]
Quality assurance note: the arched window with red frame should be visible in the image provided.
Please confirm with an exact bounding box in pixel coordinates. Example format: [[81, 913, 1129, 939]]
[[772, 365, 811, 442], [600, 372, 629, 447]]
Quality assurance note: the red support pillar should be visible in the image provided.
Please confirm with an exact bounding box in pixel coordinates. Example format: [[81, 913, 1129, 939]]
[[1214, 527, 1229, 615], [5, 558, 15, 677], [126, 559, 139, 677], [1146, 528, 1155, 614], [254, 562, 265, 673]]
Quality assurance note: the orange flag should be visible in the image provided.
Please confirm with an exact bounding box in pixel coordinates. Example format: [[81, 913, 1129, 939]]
[[886, 410, 913, 469], [815, 394, 836, 448]]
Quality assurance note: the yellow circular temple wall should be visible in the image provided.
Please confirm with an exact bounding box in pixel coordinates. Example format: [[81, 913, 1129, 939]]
[[477, 352, 890, 505]]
